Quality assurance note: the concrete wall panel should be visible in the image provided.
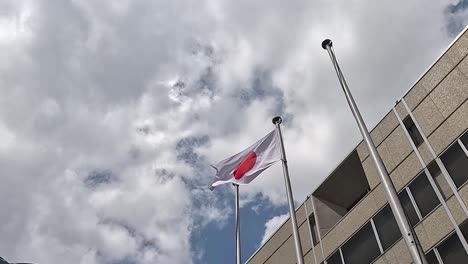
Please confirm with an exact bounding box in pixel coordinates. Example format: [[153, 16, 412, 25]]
[[299, 221, 312, 254], [396, 152, 423, 188], [413, 95, 445, 136], [420, 54, 457, 93], [384, 126, 414, 167], [390, 169, 405, 191], [459, 183, 468, 209], [372, 184, 388, 210], [371, 127, 385, 148], [404, 82, 429, 110], [447, 195, 467, 225], [378, 111, 399, 141], [265, 236, 296, 264], [429, 68, 468, 118], [447, 34, 468, 63], [304, 250, 316, 264], [357, 141, 369, 162], [414, 223, 431, 252], [313, 244, 324, 263], [296, 204, 307, 226], [417, 143, 434, 167], [419, 205, 453, 251], [459, 52, 468, 78], [321, 194, 377, 258], [391, 239, 412, 264], [428, 98, 468, 155], [249, 219, 292, 264], [396, 101, 409, 120], [363, 157, 380, 189], [377, 142, 397, 173], [446, 97, 468, 138]]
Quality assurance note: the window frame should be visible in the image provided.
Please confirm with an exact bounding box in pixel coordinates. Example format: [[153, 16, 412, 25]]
[[403, 116, 425, 147], [439, 138, 468, 189]]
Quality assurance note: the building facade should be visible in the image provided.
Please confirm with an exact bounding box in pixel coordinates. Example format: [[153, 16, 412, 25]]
[[246, 27, 468, 264]]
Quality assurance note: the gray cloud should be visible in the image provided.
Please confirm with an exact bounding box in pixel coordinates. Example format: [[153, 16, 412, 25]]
[[0, 0, 465, 263]]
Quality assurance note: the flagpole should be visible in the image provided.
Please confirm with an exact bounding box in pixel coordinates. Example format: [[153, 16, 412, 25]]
[[234, 184, 241, 264], [321, 39, 428, 264], [272, 116, 305, 264]]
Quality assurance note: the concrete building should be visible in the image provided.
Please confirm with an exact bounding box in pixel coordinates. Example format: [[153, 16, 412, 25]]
[[246, 27, 468, 264]]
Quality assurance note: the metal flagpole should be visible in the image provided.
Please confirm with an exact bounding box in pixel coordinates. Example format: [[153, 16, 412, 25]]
[[272, 116, 305, 264], [321, 39, 428, 264], [234, 184, 241, 264]]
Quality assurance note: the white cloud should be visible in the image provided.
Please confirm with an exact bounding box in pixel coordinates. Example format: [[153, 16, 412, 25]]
[[260, 213, 289, 245], [0, 0, 465, 263]]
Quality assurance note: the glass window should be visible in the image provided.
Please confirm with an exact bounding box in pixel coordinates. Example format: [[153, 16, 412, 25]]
[[425, 250, 440, 264], [398, 190, 420, 226], [460, 219, 468, 242], [373, 204, 402, 250], [309, 214, 319, 246], [341, 222, 381, 264], [428, 161, 453, 200], [408, 172, 440, 217], [440, 142, 468, 188], [326, 250, 343, 264], [404, 117, 424, 147], [438, 233, 468, 264], [461, 131, 468, 147]]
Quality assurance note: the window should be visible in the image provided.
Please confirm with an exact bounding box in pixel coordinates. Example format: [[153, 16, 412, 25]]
[[428, 161, 453, 200], [425, 250, 440, 264], [408, 172, 440, 217], [460, 219, 468, 242], [440, 142, 468, 188], [309, 214, 319, 246], [326, 250, 343, 264], [341, 222, 381, 264], [398, 190, 420, 226], [437, 233, 468, 263], [403, 116, 424, 147], [461, 131, 468, 147], [373, 204, 402, 250]]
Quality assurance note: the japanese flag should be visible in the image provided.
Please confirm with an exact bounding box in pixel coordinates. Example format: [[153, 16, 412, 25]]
[[210, 129, 281, 189]]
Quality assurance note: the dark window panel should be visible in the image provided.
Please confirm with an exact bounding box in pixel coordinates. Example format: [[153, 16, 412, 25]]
[[408, 172, 440, 217], [428, 161, 453, 200], [373, 204, 402, 250], [438, 233, 468, 264], [326, 250, 343, 264], [309, 215, 319, 246], [404, 117, 424, 147], [398, 190, 420, 226], [425, 250, 440, 264], [460, 219, 468, 242], [461, 131, 468, 147], [440, 143, 468, 188], [341, 222, 381, 264]]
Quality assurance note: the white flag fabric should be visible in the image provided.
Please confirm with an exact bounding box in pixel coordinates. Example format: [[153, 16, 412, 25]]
[[210, 129, 282, 189]]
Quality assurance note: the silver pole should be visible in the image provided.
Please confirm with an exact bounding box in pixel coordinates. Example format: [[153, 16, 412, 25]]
[[272, 116, 305, 264], [321, 39, 427, 264], [234, 184, 241, 264]]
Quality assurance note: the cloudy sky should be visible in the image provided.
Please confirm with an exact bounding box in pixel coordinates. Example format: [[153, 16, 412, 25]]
[[0, 0, 467, 263]]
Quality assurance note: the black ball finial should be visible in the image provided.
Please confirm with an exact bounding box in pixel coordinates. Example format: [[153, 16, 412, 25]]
[[322, 39, 332, 50], [272, 116, 282, 125]]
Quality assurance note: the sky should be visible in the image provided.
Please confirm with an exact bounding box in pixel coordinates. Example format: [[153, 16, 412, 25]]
[[0, 0, 467, 264]]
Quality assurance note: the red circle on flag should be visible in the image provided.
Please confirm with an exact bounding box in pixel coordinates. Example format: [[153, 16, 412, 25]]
[[233, 151, 257, 180]]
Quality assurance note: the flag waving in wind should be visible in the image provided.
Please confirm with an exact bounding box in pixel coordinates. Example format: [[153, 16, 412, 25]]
[[210, 129, 281, 189]]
